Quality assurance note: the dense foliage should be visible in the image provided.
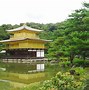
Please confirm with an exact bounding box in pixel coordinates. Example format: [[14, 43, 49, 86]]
[[48, 3, 89, 64]]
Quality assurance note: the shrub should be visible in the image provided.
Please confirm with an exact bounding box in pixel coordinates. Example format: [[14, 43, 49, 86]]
[[59, 61, 71, 67], [73, 58, 89, 67], [70, 67, 85, 75], [21, 82, 41, 90], [40, 71, 86, 90], [84, 79, 89, 90], [60, 57, 68, 61]]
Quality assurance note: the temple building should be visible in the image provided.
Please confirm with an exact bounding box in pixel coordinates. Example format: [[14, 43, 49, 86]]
[[0, 24, 51, 62]]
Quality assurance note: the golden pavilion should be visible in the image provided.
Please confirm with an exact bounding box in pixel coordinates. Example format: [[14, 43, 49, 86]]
[[0, 24, 51, 60]]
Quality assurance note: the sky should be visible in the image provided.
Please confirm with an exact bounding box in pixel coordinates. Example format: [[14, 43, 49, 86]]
[[0, 0, 89, 25]]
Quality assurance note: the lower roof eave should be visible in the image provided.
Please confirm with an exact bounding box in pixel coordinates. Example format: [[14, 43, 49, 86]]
[[0, 38, 52, 43]]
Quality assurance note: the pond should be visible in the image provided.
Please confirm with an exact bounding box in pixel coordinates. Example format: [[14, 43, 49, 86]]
[[0, 62, 45, 73]]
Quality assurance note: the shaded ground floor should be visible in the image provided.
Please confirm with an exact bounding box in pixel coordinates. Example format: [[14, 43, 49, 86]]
[[1, 48, 45, 59]]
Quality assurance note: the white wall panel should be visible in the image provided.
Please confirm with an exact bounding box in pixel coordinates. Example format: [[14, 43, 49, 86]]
[[41, 50, 44, 57], [36, 50, 41, 57]]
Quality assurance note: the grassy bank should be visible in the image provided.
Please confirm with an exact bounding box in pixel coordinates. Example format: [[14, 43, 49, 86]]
[[0, 72, 46, 84], [0, 81, 11, 90]]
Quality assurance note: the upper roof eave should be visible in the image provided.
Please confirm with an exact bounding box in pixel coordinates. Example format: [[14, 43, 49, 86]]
[[6, 24, 43, 32]]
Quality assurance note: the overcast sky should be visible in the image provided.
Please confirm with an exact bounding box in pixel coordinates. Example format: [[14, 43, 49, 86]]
[[0, 0, 89, 25]]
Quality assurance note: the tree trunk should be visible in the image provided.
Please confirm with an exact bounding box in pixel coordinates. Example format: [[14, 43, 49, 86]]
[[82, 51, 86, 67], [69, 52, 75, 65]]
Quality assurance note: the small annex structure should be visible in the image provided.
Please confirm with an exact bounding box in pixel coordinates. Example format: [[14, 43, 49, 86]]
[[0, 24, 51, 62]]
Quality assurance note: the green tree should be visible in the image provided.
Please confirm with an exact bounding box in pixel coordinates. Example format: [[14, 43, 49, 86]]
[[63, 3, 89, 63], [48, 37, 65, 60]]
